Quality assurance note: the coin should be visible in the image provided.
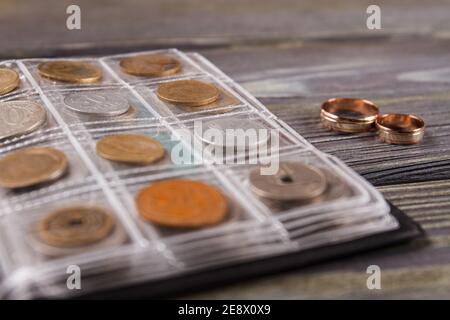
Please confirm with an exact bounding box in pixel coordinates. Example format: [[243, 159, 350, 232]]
[[178, 90, 240, 113], [38, 61, 102, 84], [63, 91, 130, 116], [0, 68, 20, 95], [261, 168, 354, 212], [0, 147, 68, 188], [249, 162, 327, 202], [37, 206, 115, 248], [198, 118, 269, 149], [120, 54, 181, 77], [96, 134, 165, 165], [31, 216, 126, 257], [136, 179, 228, 228], [0, 100, 47, 140], [157, 80, 219, 107]]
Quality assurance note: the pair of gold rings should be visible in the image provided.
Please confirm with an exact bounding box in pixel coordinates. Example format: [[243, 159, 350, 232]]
[[320, 98, 425, 145]]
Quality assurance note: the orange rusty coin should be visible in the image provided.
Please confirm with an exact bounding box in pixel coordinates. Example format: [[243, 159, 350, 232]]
[[136, 179, 228, 228]]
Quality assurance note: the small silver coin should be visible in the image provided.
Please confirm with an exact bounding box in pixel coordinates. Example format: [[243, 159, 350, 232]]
[[0, 100, 47, 140], [197, 118, 269, 149], [63, 91, 130, 117], [249, 162, 328, 202]]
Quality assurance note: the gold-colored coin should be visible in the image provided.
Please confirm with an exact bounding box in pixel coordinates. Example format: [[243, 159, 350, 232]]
[[157, 80, 219, 107], [38, 61, 102, 84], [120, 54, 181, 77], [178, 89, 239, 113], [136, 179, 228, 228], [0, 147, 68, 188], [0, 68, 20, 95], [37, 206, 115, 248], [96, 134, 165, 165]]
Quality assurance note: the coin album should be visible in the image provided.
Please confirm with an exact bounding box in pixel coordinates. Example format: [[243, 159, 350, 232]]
[[0, 49, 419, 299]]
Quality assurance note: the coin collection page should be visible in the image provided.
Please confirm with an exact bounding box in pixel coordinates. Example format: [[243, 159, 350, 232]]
[[0, 49, 398, 299]]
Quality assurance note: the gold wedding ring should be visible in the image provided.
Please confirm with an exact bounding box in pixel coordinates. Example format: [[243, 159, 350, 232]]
[[321, 98, 379, 133], [376, 114, 425, 145]]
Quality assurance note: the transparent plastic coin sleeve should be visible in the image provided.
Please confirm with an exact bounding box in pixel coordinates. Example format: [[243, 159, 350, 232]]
[[0, 136, 94, 213], [75, 124, 198, 179], [134, 75, 249, 121], [20, 58, 119, 91], [0, 49, 399, 299], [43, 86, 158, 128], [101, 49, 204, 86]]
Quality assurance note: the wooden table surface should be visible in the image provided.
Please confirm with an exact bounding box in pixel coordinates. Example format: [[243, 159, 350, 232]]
[[2, 0, 450, 299]]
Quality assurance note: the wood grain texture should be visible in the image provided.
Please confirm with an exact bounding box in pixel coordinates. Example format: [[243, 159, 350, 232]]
[[198, 39, 450, 185], [3, 0, 450, 58]]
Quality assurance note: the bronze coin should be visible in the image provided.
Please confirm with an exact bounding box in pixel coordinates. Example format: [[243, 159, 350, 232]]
[[120, 54, 181, 77], [37, 206, 115, 248], [38, 61, 102, 84], [0, 147, 68, 188], [136, 179, 228, 228], [157, 80, 219, 107], [96, 134, 165, 165], [0, 68, 20, 95], [177, 89, 239, 113]]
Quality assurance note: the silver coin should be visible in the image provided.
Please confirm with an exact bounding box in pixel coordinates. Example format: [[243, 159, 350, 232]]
[[63, 91, 130, 117], [0, 100, 47, 140], [62, 103, 138, 122], [197, 118, 269, 149], [249, 162, 328, 201]]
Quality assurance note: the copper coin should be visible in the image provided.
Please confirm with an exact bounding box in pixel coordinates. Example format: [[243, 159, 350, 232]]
[[136, 179, 228, 228], [0, 68, 20, 95], [249, 162, 327, 201], [0, 147, 68, 188], [96, 134, 165, 165], [157, 80, 219, 107], [38, 61, 102, 84], [37, 206, 115, 248], [120, 54, 181, 77], [376, 113, 425, 145]]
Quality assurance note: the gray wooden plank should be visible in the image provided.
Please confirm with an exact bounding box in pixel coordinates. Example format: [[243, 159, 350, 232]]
[[3, 0, 450, 58]]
